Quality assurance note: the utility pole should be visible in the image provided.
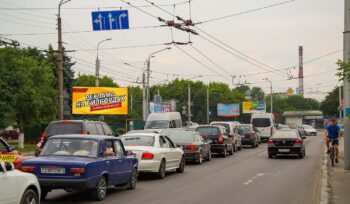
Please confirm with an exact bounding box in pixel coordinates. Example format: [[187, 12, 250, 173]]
[[146, 59, 151, 118], [95, 38, 111, 87], [264, 78, 273, 113], [142, 72, 147, 121], [339, 86, 342, 120], [207, 87, 209, 124], [130, 93, 133, 112], [298, 46, 304, 97], [343, 0, 350, 170], [188, 84, 191, 125]]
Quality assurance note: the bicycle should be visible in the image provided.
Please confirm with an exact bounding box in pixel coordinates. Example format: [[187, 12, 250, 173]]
[[328, 139, 336, 167]]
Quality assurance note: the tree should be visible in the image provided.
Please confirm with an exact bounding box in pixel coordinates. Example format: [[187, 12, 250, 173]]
[[75, 74, 118, 87], [320, 86, 341, 118], [251, 87, 265, 100], [0, 47, 57, 131]]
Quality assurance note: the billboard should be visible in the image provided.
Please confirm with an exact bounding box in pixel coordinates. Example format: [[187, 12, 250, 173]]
[[242, 101, 266, 114], [217, 103, 240, 117], [72, 87, 128, 115]]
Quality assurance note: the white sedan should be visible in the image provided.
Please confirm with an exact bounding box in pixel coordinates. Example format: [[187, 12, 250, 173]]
[[121, 132, 185, 179], [0, 161, 41, 204]]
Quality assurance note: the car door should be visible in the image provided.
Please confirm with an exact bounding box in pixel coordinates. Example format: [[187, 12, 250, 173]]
[[114, 140, 130, 183], [197, 134, 209, 156], [101, 139, 119, 185], [164, 136, 182, 168], [159, 136, 173, 169], [0, 164, 17, 204]]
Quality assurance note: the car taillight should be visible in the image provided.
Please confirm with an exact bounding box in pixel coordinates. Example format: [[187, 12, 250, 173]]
[[294, 139, 302, 146], [141, 152, 154, 160], [81, 131, 87, 135], [22, 166, 35, 173], [71, 168, 85, 174], [41, 131, 46, 140], [185, 145, 198, 151], [218, 135, 224, 144], [268, 139, 275, 146]]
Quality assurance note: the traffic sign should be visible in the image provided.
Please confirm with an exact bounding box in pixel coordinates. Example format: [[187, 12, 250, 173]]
[[91, 10, 129, 31]]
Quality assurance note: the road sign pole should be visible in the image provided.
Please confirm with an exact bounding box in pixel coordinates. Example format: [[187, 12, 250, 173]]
[[343, 0, 350, 170]]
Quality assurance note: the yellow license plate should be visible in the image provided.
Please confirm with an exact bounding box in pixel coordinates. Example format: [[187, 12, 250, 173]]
[[0, 154, 18, 163]]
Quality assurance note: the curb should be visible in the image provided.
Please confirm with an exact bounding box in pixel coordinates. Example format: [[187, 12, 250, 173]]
[[320, 152, 329, 204]]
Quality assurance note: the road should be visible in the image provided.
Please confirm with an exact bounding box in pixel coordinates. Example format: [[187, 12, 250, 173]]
[[42, 135, 323, 204]]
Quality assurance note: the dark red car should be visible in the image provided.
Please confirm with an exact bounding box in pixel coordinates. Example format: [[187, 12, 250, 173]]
[[0, 130, 19, 140], [0, 137, 27, 169]]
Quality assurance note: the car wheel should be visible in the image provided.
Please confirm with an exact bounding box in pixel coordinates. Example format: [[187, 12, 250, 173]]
[[251, 143, 256, 148], [228, 145, 234, 155], [91, 176, 107, 201], [268, 153, 273, 159], [126, 168, 138, 190], [157, 159, 166, 179], [221, 147, 227, 157], [40, 190, 48, 200], [176, 157, 185, 173], [233, 143, 237, 152], [196, 153, 203, 164], [20, 189, 39, 204], [206, 150, 212, 161]]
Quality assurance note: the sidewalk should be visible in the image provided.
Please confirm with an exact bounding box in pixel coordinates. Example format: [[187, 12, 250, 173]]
[[329, 137, 350, 204]]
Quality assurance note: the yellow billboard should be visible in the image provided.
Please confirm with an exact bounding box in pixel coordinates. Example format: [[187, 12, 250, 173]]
[[72, 87, 128, 115]]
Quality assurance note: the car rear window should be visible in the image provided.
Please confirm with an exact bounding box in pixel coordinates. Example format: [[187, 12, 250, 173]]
[[196, 127, 219, 136], [167, 131, 196, 143], [252, 118, 271, 127], [237, 125, 252, 133], [273, 131, 298, 139], [211, 123, 230, 133], [41, 138, 98, 157], [122, 135, 155, 147], [46, 122, 83, 137]]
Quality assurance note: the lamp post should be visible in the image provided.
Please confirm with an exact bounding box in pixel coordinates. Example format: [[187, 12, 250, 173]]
[[95, 38, 112, 87], [143, 47, 171, 120], [57, 0, 71, 119], [264, 78, 273, 113]]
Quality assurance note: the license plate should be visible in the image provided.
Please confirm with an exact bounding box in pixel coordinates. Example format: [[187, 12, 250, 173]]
[[278, 149, 290, 153], [41, 167, 65, 174]]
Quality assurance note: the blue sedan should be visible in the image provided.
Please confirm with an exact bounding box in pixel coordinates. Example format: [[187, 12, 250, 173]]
[[22, 135, 138, 201]]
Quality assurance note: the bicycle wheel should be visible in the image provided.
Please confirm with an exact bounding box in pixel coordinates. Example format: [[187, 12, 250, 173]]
[[330, 148, 335, 167]]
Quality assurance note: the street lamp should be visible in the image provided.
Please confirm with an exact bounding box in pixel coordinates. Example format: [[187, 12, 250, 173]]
[[263, 78, 273, 113], [57, 0, 71, 119], [95, 38, 112, 87], [143, 47, 171, 120]]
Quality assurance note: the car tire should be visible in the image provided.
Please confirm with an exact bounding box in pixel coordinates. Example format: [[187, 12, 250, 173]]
[[251, 143, 256, 148], [228, 145, 234, 155], [233, 143, 237, 152], [206, 150, 212, 161], [176, 157, 185, 173], [221, 147, 227, 157], [40, 190, 48, 200], [268, 153, 273, 159], [157, 159, 166, 179], [91, 176, 107, 201], [196, 153, 203, 164], [126, 168, 138, 190], [20, 189, 39, 204]]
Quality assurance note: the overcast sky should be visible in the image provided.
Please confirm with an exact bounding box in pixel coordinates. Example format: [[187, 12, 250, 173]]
[[0, 0, 343, 101]]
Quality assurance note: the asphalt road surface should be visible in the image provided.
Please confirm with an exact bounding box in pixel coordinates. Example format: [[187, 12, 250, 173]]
[[42, 134, 323, 204]]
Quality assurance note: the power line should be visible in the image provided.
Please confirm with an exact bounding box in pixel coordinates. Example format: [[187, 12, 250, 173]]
[[195, 0, 297, 25]]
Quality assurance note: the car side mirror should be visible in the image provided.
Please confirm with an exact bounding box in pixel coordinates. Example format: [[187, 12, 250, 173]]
[[5, 162, 14, 171], [125, 150, 135, 157], [8, 145, 15, 152]]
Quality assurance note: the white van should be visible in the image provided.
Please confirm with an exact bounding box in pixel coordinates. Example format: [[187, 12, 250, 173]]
[[144, 112, 183, 130], [251, 113, 276, 141]]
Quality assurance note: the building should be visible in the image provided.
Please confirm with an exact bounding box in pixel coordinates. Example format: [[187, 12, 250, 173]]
[[283, 110, 323, 129]]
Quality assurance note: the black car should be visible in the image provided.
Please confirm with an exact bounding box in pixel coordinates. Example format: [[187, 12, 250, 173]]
[[196, 125, 234, 157], [268, 130, 306, 159], [165, 129, 211, 164], [35, 120, 116, 156], [237, 124, 261, 148]]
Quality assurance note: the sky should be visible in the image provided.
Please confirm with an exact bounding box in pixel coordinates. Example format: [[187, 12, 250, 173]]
[[0, 0, 344, 101]]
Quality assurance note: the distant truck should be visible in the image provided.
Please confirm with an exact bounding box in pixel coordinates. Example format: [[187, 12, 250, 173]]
[[144, 112, 183, 130]]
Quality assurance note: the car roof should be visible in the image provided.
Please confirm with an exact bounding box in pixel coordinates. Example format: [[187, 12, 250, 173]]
[[49, 134, 118, 141], [49, 120, 104, 124]]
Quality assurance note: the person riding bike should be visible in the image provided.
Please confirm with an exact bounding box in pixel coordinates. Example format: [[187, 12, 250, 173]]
[[324, 118, 340, 163]]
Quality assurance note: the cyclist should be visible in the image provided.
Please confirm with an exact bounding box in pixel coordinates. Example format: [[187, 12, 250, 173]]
[[324, 118, 340, 163]]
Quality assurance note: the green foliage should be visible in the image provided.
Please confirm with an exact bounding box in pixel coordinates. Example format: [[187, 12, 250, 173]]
[[75, 74, 118, 87], [251, 87, 265, 100], [320, 86, 341, 118], [336, 59, 350, 81], [0, 47, 57, 130]]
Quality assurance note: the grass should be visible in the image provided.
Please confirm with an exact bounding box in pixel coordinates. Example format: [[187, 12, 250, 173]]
[[6, 140, 36, 154]]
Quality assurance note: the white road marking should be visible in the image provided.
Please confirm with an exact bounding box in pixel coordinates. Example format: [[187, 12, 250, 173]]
[[242, 172, 281, 185]]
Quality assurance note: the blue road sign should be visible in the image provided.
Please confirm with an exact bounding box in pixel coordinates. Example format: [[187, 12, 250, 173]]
[[91, 10, 129, 31]]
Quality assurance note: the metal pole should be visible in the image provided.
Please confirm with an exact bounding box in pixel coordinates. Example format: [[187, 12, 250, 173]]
[[57, 15, 64, 120], [270, 81, 273, 113], [207, 87, 209, 124], [95, 57, 100, 87], [146, 58, 151, 119], [142, 72, 147, 121], [340, 86, 342, 120], [188, 84, 191, 125], [343, 0, 350, 170], [130, 93, 133, 112], [299, 46, 304, 97]]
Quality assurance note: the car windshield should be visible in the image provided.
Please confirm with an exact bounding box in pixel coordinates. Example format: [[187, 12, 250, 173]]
[[237, 125, 251, 133], [211, 123, 230, 133], [121, 135, 155, 147], [252, 118, 271, 127], [40, 138, 98, 157], [144, 120, 169, 129], [167, 131, 196, 143], [196, 127, 219, 136], [46, 122, 82, 137], [273, 131, 298, 139]]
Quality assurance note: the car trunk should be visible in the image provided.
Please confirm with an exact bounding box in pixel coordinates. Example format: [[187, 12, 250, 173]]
[[272, 138, 296, 147], [124, 146, 155, 161]]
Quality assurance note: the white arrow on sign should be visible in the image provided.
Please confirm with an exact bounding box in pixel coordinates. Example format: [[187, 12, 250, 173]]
[[108, 13, 116, 29], [94, 13, 103, 30], [118, 13, 127, 29]]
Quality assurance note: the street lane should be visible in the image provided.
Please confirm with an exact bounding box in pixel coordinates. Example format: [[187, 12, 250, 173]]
[[43, 135, 323, 204]]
